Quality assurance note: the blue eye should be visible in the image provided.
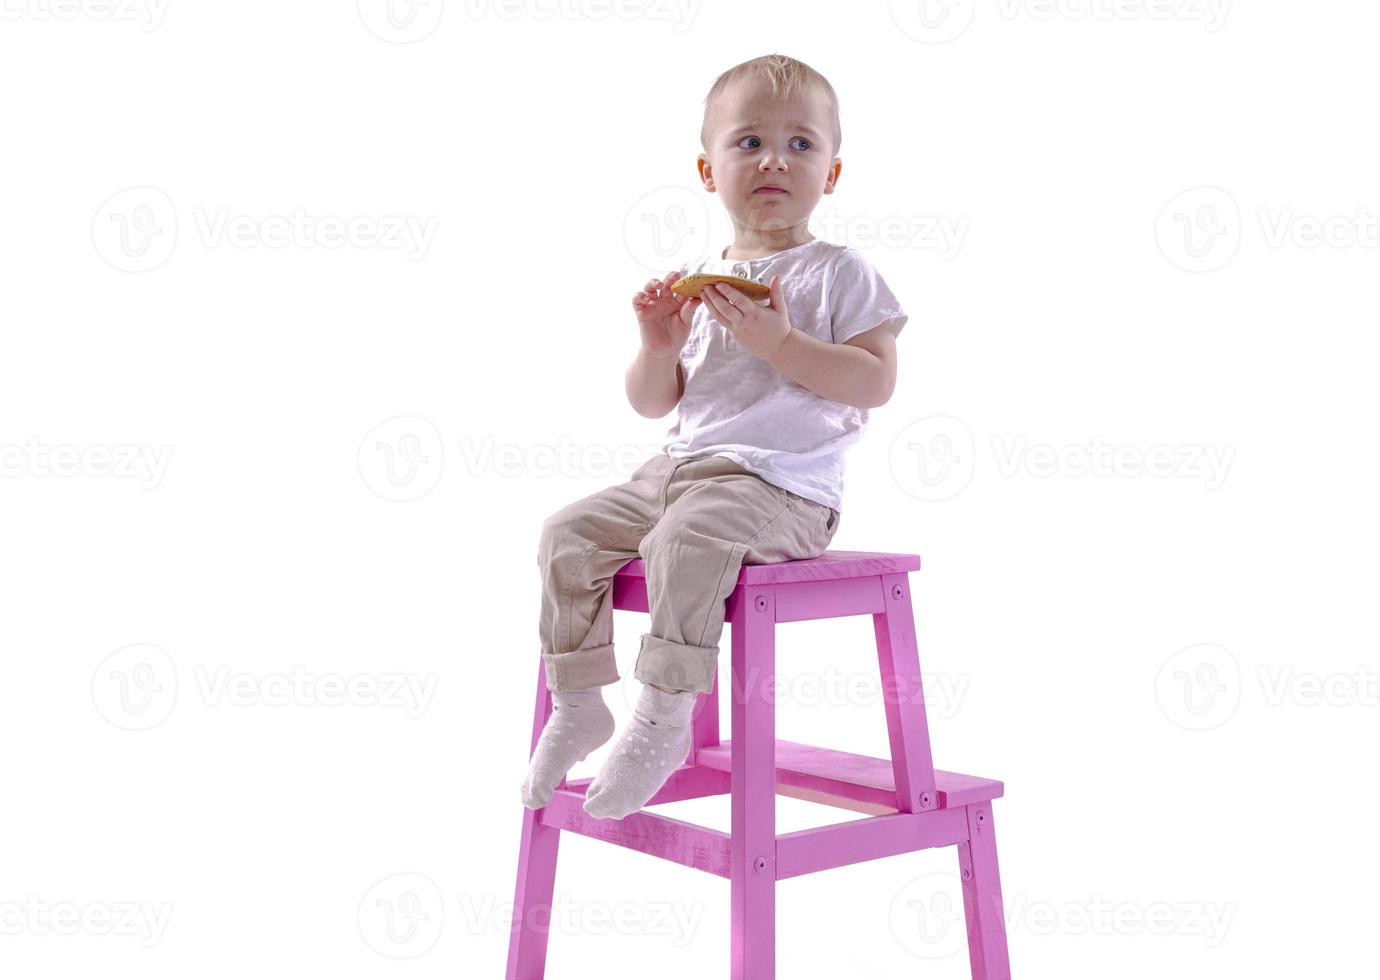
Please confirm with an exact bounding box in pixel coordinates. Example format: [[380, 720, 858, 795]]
[[736, 135, 813, 151]]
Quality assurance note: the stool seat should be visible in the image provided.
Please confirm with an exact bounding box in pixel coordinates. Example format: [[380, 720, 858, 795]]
[[615, 549, 920, 585], [509, 548, 1012, 979]]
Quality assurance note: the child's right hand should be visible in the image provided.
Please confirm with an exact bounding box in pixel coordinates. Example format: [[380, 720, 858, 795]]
[[633, 269, 700, 360]]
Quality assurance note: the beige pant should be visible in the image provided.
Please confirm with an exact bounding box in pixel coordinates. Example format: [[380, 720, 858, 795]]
[[536, 452, 840, 695]]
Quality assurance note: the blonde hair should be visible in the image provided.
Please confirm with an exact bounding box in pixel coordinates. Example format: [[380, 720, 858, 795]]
[[700, 54, 841, 157]]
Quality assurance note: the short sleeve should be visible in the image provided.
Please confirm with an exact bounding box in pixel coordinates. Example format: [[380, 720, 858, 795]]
[[828, 248, 909, 344]]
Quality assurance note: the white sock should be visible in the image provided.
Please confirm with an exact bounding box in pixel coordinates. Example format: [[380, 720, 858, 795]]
[[581, 684, 696, 820], [520, 685, 617, 809]]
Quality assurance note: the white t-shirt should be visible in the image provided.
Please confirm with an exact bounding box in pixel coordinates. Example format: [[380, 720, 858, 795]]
[[661, 238, 908, 513]]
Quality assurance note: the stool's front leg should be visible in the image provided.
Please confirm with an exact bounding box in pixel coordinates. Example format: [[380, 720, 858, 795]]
[[730, 586, 777, 980], [958, 803, 1012, 980], [508, 660, 562, 979]]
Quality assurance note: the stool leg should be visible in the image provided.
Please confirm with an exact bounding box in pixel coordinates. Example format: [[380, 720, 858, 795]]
[[957, 803, 1011, 980], [692, 662, 721, 753], [874, 571, 938, 813], [730, 587, 776, 980], [507, 660, 563, 979]]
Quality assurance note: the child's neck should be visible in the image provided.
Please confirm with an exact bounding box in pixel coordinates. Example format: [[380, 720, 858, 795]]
[[723, 228, 815, 261]]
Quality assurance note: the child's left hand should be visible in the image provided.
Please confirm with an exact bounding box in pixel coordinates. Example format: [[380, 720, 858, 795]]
[[699, 275, 792, 362]]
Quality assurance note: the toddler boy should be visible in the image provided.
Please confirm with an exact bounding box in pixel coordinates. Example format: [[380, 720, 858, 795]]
[[522, 53, 908, 820]]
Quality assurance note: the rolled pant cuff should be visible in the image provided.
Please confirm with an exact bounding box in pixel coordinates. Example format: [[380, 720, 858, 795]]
[[542, 643, 619, 692], [632, 632, 717, 696]]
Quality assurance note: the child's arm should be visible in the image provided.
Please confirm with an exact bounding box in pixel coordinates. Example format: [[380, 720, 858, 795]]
[[767, 322, 898, 409], [625, 347, 684, 418], [627, 269, 695, 418], [700, 276, 898, 410]]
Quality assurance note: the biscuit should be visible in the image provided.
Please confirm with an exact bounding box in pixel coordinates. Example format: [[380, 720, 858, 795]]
[[670, 272, 772, 301]]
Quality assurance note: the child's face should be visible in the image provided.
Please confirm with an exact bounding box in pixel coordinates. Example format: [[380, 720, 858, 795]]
[[698, 79, 841, 236]]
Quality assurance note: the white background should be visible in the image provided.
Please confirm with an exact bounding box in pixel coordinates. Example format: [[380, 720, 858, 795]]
[[2, 1, 1376, 977]]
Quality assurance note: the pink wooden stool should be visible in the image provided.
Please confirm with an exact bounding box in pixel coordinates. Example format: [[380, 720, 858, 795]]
[[508, 550, 1011, 979]]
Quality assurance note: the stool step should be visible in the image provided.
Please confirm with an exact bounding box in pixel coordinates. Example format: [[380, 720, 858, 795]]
[[695, 738, 1003, 815]]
